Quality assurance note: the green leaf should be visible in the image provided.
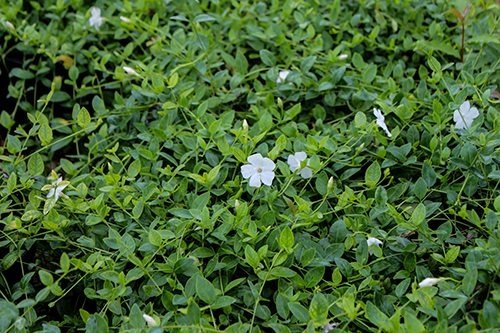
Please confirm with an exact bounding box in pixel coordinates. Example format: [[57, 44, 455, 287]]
[[259, 49, 275, 66], [127, 159, 141, 178], [85, 314, 109, 333], [427, 56, 441, 72], [444, 246, 460, 264], [28, 153, 44, 175], [404, 311, 425, 333], [6, 134, 22, 154], [285, 103, 302, 121], [288, 302, 309, 322], [244, 245, 260, 269], [38, 123, 53, 146], [365, 161, 381, 188], [0, 300, 19, 332], [195, 274, 217, 304], [148, 229, 162, 247], [365, 301, 390, 330], [278, 226, 294, 253], [77, 107, 91, 128], [92, 96, 106, 116], [60, 253, 70, 272], [410, 203, 426, 226], [309, 293, 328, 325], [10, 67, 35, 79], [39, 270, 54, 286]]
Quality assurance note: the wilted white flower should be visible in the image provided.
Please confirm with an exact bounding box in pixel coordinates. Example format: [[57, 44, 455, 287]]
[[373, 108, 392, 137], [418, 277, 442, 288], [323, 322, 339, 333], [453, 101, 479, 130], [88, 7, 104, 29], [367, 237, 383, 247], [338, 54, 348, 60], [46, 177, 69, 202], [287, 152, 313, 179], [123, 66, 140, 76], [120, 16, 131, 23], [142, 314, 158, 327], [241, 153, 276, 188], [276, 70, 290, 83], [4, 21, 15, 30]]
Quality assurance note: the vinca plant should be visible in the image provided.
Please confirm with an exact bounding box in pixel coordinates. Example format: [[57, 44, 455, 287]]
[[0, 0, 499, 332]]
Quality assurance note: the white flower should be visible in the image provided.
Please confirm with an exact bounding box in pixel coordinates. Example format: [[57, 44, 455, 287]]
[[4, 21, 15, 30], [88, 7, 104, 29], [123, 66, 140, 76], [373, 108, 392, 137], [338, 54, 348, 60], [418, 277, 442, 288], [323, 322, 339, 333], [241, 153, 276, 188], [276, 70, 290, 83], [142, 314, 158, 327], [367, 237, 383, 247], [120, 16, 131, 23], [287, 152, 313, 179], [453, 101, 479, 130], [242, 119, 249, 130], [46, 177, 69, 202]]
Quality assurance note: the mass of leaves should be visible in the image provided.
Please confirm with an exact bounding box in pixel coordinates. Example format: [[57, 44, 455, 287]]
[[0, 1, 498, 332]]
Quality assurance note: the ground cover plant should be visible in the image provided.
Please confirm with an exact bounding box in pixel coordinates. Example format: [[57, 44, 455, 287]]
[[0, 0, 499, 332]]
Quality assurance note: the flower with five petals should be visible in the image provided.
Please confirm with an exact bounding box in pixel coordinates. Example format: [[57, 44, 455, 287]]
[[241, 153, 276, 188]]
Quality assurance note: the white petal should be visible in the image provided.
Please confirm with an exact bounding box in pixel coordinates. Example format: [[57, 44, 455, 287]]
[[120, 16, 131, 23], [260, 171, 275, 186], [241, 165, 256, 179], [467, 106, 479, 120], [287, 155, 300, 171], [300, 167, 313, 179], [91, 7, 101, 16], [294, 152, 307, 162], [260, 157, 275, 171], [453, 110, 466, 129], [373, 108, 383, 120], [277, 70, 290, 83], [247, 153, 263, 166], [338, 54, 348, 60], [459, 101, 470, 114], [418, 277, 441, 288], [248, 173, 262, 188], [367, 237, 383, 247], [142, 314, 158, 327]]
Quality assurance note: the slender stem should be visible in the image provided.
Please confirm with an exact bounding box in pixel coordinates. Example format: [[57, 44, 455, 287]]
[[461, 22, 465, 63]]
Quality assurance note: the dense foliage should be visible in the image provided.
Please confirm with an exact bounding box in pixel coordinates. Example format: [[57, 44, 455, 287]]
[[0, 0, 499, 332]]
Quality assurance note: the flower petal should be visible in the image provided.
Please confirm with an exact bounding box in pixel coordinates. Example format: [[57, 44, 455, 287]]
[[468, 106, 479, 120], [287, 155, 299, 171], [247, 153, 263, 166], [453, 110, 466, 129], [248, 173, 262, 187], [418, 277, 441, 288], [294, 152, 307, 162], [300, 167, 313, 179], [261, 157, 275, 171], [459, 101, 470, 114], [241, 165, 256, 179], [260, 171, 275, 186], [367, 237, 383, 247]]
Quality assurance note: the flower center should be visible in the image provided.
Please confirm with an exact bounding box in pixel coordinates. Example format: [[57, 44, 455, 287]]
[[256, 167, 263, 173]]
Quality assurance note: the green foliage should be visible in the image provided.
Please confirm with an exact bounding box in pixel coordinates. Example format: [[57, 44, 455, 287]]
[[0, 0, 499, 332]]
